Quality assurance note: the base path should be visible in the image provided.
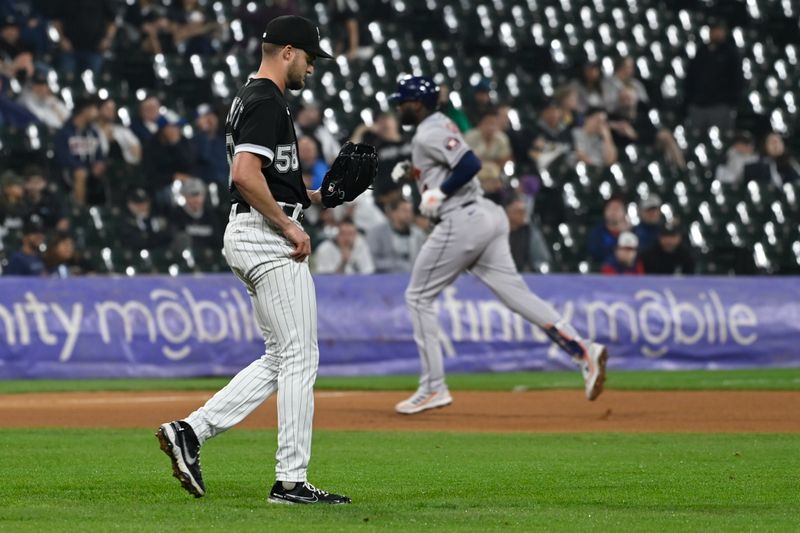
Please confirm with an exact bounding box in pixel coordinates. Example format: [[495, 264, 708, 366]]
[[1, 390, 798, 432]]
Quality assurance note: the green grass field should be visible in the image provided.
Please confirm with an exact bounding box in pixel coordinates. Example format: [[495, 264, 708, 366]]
[[2, 367, 799, 394], [1, 368, 798, 531], [1, 429, 798, 532]]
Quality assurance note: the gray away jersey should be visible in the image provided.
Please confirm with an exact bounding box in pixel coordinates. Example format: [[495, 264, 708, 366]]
[[412, 112, 481, 215]]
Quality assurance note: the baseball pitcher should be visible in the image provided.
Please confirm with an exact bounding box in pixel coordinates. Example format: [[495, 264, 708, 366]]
[[156, 16, 375, 504]]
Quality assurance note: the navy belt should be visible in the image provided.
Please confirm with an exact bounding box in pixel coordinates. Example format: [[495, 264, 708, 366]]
[[432, 200, 476, 224]]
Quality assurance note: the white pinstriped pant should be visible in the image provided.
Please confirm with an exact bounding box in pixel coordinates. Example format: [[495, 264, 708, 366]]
[[185, 205, 317, 483]]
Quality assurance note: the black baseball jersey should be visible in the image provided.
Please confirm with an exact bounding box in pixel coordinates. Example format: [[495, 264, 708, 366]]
[[225, 78, 310, 208]]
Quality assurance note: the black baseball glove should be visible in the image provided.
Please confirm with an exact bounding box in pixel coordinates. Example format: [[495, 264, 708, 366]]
[[320, 142, 378, 208]]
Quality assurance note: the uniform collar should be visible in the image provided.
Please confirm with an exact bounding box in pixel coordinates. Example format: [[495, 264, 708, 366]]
[[418, 111, 442, 128]]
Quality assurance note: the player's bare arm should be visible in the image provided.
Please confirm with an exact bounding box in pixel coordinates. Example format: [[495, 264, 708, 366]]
[[231, 151, 310, 261], [307, 188, 322, 204]]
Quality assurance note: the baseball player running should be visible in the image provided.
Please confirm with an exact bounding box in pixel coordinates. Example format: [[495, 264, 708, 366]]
[[156, 16, 355, 505], [389, 76, 608, 415]]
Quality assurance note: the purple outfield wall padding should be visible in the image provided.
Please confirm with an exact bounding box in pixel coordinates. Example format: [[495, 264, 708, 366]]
[[0, 274, 798, 379]]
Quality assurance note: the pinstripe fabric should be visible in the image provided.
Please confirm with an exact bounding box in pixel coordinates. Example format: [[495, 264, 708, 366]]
[[185, 206, 317, 483], [404, 198, 577, 394]]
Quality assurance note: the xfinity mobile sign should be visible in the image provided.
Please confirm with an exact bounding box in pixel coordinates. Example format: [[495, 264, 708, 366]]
[[0, 275, 797, 378]]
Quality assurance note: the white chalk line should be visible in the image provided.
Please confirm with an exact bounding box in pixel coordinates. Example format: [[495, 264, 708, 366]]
[[0, 390, 362, 408]]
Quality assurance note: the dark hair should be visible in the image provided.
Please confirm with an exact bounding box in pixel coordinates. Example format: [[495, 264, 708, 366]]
[[43, 231, 74, 269], [708, 17, 729, 30], [580, 61, 602, 90], [537, 97, 558, 111], [262, 42, 284, 57], [761, 132, 794, 170], [732, 130, 754, 145], [503, 194, 526, 208], [386, 199, 410, 212], [295, 102, 319, 113], [605, 194, 626, 208], [613, 55, 632, 72], [584, 106, 606, 118], [72, 96, 98, 117], [659, 222, 681, 236], [477, 106, 500, 123], [761, 132, 783, 152], [22, 164, 45, 179]]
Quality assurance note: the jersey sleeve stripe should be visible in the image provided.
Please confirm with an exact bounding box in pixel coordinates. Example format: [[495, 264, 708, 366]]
[[234, 143, 275, 162]]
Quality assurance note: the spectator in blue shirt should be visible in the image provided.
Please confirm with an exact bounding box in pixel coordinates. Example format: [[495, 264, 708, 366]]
[[131, 95, 163, 144], [0, 13, 34, 86], [0, 169, 26, 231], [119, 187, 172, 251], [54, 96, 106, 207], [191, 103, 227, 185], [22, 165, 68, 231], [4, 215, 45, 276], [0, 2, 49, 56], [634, 194, 663, 252], [143, 113, 196, 209], [298, 135, 328, 190], [44, 231, 89, 277], [587, 195, 631, 264]]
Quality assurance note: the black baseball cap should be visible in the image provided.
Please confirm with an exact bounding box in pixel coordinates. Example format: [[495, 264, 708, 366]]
[[261, 15, 333, 59], [660, 222, 681, 236], [31, 70, 48, 85], [538, 98, 558, 110], [1, 14, 18, 28], [23, 215, 45, 235], [127, 188, 150, 203], [732, 130, 754, 145]]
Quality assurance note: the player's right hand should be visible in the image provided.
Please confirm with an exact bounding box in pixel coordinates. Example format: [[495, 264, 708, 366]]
[[420, 188, 446, 218], [391, 160, 412, 182], [283, 223, 311, 262]]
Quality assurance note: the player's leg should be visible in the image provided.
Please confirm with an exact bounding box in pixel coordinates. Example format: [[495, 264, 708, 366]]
[[182, 214, 284, 442], [218, 217, 318, 483], [399, 208, 492, 414], [182, 287, 281, 443], [254, 224, 349, 503], [468, 203, 607, 400], [157, 211, 282, 497], [271, 256, 318, 483], [161, 322, 280, 497]]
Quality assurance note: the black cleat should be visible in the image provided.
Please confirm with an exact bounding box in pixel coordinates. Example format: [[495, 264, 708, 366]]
[[268, 481, 352, 505], [155, 421, 205, 497]]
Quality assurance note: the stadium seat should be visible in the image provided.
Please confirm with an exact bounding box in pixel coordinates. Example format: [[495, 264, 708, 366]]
[[0, 0, 795, 276]]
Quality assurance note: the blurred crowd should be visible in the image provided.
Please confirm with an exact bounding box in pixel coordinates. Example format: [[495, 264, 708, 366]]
[[0, 0, 798, 277]]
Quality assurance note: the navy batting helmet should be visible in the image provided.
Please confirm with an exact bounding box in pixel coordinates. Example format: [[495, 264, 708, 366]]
[[389, 76, 440, 109]]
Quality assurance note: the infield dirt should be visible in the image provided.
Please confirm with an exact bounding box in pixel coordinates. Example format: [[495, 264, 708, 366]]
[[0, 390, 798, 432]]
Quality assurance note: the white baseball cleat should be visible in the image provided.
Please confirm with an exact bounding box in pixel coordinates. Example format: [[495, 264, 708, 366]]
[[581, 343, 608, 401], [394, 389, 453, 415]]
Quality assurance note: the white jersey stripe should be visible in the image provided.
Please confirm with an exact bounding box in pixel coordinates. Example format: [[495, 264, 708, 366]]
[[235, 143, 275, 163]]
